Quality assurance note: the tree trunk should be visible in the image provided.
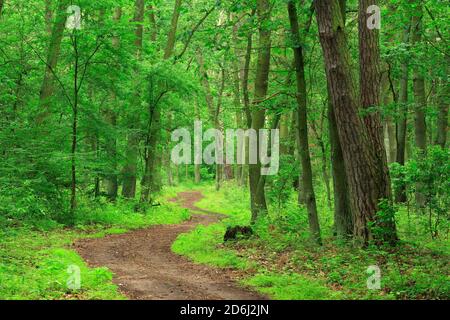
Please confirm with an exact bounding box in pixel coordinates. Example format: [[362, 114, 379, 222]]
[[287, 0, 321, 244], [122, 0, 145, 199], [328, 0, 353, 240], [249, 0, 271, 223], [140, 86, 161, 203], [148, 4, 158, 43], [381, 69, 397, 163], [37, 0, 68, 124], [104, 8, 121, 201], [411, 5, 427, 154], [140, 0, 182, 202], [329, 99, 353, 239], [315, 0, 397, 245], [435, 79, 449, 148], [359, 0, 393, 201], [240, 13, 255, 187], [232, 18, 243, 184], [44, 0, 53, 34], [164, 0, 182, 60], [196, 49, 225, 191], [411, 3, 427, 207], [394, 23, 411, 203]]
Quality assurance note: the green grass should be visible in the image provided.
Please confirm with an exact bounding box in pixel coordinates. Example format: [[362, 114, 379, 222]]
[[0, 196, 191, 300], [2, 181, 448, 300], [242, 272, 342, 300], [169, 181, 450, 300], [169, 183, 251, 269]]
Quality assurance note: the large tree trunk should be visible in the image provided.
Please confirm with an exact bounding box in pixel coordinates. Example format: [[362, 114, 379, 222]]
[[315, 0, 397, 245], [329, 100, 353, 239], [249, 0, 271, 223], [37, 0, 68, 124], [411, 3, 427, 207], [122, 0, 145, 199], [287, 0, 321, 244], [327, 0, 353, 240], [358, 0, 392, 201]]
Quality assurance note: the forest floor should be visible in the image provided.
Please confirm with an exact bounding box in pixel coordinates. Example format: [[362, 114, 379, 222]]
[[74, 191, 265, 300]]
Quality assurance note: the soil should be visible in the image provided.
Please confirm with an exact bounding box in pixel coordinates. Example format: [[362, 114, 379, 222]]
[[74, 191, 265, 300]]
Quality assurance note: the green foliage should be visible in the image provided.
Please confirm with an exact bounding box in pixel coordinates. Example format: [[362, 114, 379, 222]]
[[242, 272, 342, 300], [172, 224, 249, 269], [171, 183, 450, 300], [0, 197, 190, 299], [391, 146, 450, 239], [0, 228, 124, 300]]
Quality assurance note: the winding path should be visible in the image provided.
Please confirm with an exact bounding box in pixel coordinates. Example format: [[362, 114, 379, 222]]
[[74, 191, 264, 300]]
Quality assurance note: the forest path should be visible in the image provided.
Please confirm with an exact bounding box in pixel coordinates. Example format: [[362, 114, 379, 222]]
[[74, 191, 264, 300]]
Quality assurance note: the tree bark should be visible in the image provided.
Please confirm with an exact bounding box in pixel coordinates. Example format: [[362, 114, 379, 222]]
[[315, 0, 397, 245], [435, 79, 449, 148], [359, 0, 393, 202], [287, 0, 321, 244], [411, 4, 427, 154], [164, 0, 182, 59], [240, 12, 255, 187], [329, 99, 354, 239], [381, 68, 397, 163], [103, 7, 121, 201], [232, 17, 243, 184], [394, 23, 411, 203], [37, 0, 68, 124], [148, 4, 158, 43], [122, 0, 145, 199], [327, 0, 353, 239], [249, 0, 272, 223], [411, 3, 427, 207]]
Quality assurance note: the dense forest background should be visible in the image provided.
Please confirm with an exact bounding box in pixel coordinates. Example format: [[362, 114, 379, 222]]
[[0, 0, 448, 300]]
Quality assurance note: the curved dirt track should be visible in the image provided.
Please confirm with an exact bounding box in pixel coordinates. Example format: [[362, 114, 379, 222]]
[[74, 191, 264, 300]]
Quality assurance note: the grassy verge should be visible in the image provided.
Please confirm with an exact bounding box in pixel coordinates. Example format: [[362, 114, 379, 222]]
[[170, 182, 449, 300], [0, 196, 190, 300]]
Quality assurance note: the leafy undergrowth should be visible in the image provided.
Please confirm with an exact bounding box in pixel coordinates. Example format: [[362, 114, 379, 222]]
[[0, 197, 190, 300], [170, 182, 449, 300]]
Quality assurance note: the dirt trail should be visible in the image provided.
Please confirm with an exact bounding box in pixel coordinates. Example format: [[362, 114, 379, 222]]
[[74, 191, 264, 300]]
